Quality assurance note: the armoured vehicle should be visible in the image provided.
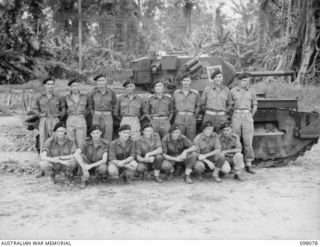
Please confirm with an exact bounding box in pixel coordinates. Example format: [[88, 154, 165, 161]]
[[130, 52, 320, 163]]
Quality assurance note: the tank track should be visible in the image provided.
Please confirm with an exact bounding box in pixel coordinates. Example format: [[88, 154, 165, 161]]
[[255, 139, 318, 168]]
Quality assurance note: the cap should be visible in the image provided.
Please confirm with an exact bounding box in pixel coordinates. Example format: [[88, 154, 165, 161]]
[[151, 79, 165, 88], [68, 78, 78, 86], [210, 69, 222, 79], [219, 122, 231, 131], [237, 72, 251, 80], [118, 124, 131, 132], [93, 74, 105, 81], [168, 124, 180, 134], [202, 120, 214, 130], [89, 124, 102, 134], [42, 77, 55, 85], [141, 123, 153, 131], [53, 122, 66, 132], [123, 79, 134, 88], [180, 73, 192, 81]]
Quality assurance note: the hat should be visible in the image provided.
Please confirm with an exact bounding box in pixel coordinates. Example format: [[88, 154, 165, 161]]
[[68, 78, 78, 86], [89, 124, 102, 134], [202, 120, 214, 130], [168, 124, 180, 134], [42, 77, 55, 85], [118, 124, 131, 132], [151, 79, 165, 88], [237, 72, 251, 80], [141, 123, 153, 131], [180, 73, 192, 81], [123, 79, 134, 88], [210, 69, 222, 79], [93, 74, 105, 81], [219, 122, 231, 131], [53, 122, 66, 132]]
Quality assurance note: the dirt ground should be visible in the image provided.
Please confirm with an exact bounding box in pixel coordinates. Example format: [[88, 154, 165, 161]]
[[0, 116, 319, 240]]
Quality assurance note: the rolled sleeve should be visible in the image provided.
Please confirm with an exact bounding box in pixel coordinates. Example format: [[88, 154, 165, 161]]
[[183, 135, 192, 148], [109, 143, 117, 161]]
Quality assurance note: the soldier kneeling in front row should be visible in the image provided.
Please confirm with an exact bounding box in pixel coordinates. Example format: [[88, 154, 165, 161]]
[[74, 125, 109, 189], [39, 122, 77, 184], [108, 124, 138, 184], [218, 123, 245, 181]]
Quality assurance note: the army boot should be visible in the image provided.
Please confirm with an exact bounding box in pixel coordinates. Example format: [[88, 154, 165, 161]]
[[35, 169, 44, 178], [245, 165, 256, 174], [184, 175, 193, 184], [155, 176, 164, 183], [212, 168, 222, 183], [80, 181, 86, 189], [234, 174, 244, 182]]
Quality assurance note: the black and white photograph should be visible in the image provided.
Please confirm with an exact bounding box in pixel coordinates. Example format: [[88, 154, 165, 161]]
[[0, 0, 319, 244]]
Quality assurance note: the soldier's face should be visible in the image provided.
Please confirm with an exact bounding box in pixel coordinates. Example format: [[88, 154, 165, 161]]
[[55, 127, 66, 139], [45, 80, 55, 92], [171, 129, 181, 140], [222, 126, 232, 137], [181, 78, 191, 89], [240, 78, 249, 88], [90, 129, 102, 140], [119, 130, 130, 140], [203, 126, 214, 136], [154, 83, 164, 94], [126, 84, 135, 94], [214, 74, 223, 86], [70, 82, 80, 93], [143, 127, 153, 138], [97, 78, 106, 90]]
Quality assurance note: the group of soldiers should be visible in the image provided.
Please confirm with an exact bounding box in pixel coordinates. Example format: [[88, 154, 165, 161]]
[[31, 69, 257, 189]]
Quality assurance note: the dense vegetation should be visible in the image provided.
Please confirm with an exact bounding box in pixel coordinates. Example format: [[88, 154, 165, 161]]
[[0, 0, 319, 85]]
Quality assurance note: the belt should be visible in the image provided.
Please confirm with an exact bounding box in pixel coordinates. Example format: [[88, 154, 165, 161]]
[[205, 110, 225, 116], [40, 115, 59, 119], [152, 116, 169, 120], [178, 111, 194, 116], [94, 111, 112, 116], [234, 109, 251, 113]]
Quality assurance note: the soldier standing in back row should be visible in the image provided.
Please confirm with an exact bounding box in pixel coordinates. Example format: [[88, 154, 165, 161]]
[[173, 75, 201, 141], [230, 72, 257, 174], [201, 69, 232, 132], [114, 79, 145, 141], [89, 74, 117, 143], [145, 79, 174, 139], [65, 79, 89, 148]]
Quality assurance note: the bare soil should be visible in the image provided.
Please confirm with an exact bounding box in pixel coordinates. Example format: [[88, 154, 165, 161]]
[[0, 116, 319, 240]]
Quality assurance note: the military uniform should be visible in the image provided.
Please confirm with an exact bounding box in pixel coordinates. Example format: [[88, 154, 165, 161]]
[[219, 132, 245, 175], [89, 87, 117, 142], [108, 138, 138, 179], [161, 133, 197, 174], [173, 89, 201, 141], [230, 86, 257, 163], [115, 94, 145, 141], [136, 133, 163, 175], [78, 137, 109, 181], [65, 93, 89, 147], [39, 136, 77, 179], [145, 94, 173, 139], [193, 132, 226, 175], [32, 92, 66, 152], [201, 85, 232, 131]]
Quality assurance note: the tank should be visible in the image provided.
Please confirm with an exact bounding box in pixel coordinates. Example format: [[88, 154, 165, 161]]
[[130, 52, 320, 164]]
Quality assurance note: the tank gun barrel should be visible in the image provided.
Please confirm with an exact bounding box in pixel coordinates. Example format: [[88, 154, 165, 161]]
[[236, 71, 296, 77]]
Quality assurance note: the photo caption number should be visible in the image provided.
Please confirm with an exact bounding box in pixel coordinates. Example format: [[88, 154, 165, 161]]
[[300, 241, 318, 246]]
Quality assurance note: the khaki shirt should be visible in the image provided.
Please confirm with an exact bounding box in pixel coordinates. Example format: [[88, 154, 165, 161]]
[[145, 94, 173, 116], [89, 87, 117, 112], [173, 89, 201, 113], [115, 94, 144, 118], [218, 133, 242, 151], [201, 85, 232, 111], [109, 138, 135, 161], [80, 137, 109, 163], [65, 93, 89, 116], [32, 92, 66, 118], [231, 87, 257, 110], [136, 133, 162, 157], [42, 136, 76, 157], [162, 134, 192, 156], [193, 132, 221, 154]]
